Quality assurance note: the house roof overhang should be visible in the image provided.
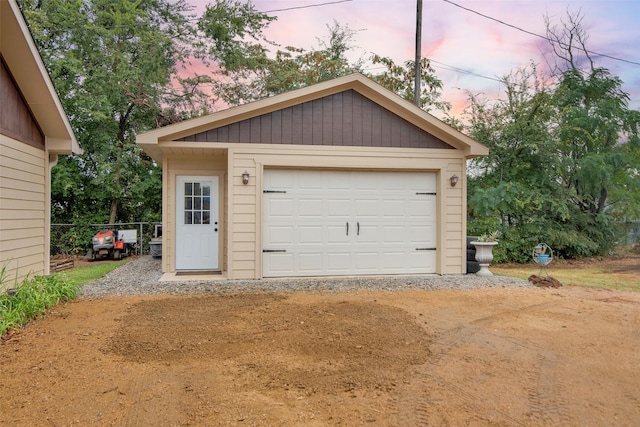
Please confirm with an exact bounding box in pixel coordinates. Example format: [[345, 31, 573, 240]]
[[1, 0, 81, 155], [137, 73, 488, 164]]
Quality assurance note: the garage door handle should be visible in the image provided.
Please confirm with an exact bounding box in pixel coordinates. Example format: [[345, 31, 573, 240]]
[[346, 222, 349, 236], [357, 221, 360, 235]]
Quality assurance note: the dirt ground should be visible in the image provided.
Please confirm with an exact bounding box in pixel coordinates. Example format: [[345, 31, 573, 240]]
[[1, 260, 640, 426]]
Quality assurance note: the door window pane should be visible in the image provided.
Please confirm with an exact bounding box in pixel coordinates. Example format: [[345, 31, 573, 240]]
[[183, 181, 212, 226]]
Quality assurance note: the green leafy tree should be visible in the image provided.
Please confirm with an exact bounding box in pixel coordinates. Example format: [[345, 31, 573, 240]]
[[465, 64, 564, 262], [20, 0, 274, 224], [368, 55, 450, 114], [215, 21, 450, 116], [546, 11, 640, 255], [466, 11, 640, 260], [214, 22, 364, 105]]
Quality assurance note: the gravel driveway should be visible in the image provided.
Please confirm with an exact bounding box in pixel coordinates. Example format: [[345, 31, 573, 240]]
[[80, 256, 531, 298]]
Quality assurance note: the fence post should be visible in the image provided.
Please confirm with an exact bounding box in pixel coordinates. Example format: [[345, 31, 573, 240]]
[[139, 222, 143, 255]]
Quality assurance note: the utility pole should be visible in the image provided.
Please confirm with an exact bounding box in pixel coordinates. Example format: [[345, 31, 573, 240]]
[[414, 0, 422, 107]]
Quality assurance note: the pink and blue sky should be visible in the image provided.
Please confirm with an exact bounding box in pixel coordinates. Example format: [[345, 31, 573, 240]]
[[191, 0, 640, 119]]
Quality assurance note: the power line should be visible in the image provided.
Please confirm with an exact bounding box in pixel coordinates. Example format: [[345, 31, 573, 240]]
[[442, 0, 640, 67], [262, 0, 354, 14], [429, 59, 502, 83]]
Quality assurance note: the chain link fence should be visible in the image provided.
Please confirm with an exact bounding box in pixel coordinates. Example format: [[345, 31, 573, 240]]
[[621, 221, 640, 246], [50, 222, 161, 256]]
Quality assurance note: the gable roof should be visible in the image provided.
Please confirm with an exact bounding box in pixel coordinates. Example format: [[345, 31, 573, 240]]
[[137, 73, 488, 162], [1, 0, 81, 155]]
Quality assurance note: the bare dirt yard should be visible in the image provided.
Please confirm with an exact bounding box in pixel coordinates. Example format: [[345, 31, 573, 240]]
[[1, 260, 640, 426]]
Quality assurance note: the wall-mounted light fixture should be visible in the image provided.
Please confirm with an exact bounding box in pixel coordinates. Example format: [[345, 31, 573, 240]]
[[242, 171, 250, 185], [450, 174, 459, 187]]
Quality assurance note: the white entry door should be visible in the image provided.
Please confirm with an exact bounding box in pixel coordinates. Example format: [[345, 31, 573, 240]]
[[263, 170, 437, 277], [176, 176, 219, 271]]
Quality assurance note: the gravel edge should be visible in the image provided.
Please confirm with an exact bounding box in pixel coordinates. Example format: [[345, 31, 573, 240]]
[[79, 256, 532, 298]]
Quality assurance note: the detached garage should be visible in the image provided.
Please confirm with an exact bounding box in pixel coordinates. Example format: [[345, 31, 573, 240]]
[[136, 73, 488, 280]]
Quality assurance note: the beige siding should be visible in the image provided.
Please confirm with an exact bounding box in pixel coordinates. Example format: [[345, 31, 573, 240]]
[[223, 144, 468, 278], [227, 153, 258, 278], [0, 135, 47, 284], [441, 160, 465, 274]]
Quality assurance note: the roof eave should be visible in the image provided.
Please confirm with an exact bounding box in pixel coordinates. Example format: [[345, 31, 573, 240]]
[[1, 0, 81, 155], [136, 73, 488, 159]]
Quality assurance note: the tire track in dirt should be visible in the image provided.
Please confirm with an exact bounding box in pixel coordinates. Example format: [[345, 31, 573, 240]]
[[120, 364, 182, 427], [389, 359, 526, 426], [121, 364, 151, 427], [389, 320, 533, 426], [527, 351, 573, 426]]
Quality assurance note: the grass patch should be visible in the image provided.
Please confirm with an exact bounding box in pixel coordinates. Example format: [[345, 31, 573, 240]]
[[56, 259, 129, 287], [1, 272, 79, 337], [1, 259, 130, 337], [492, 264, 639, 292]]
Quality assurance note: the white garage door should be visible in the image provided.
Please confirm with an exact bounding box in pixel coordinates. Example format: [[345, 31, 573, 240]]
[[262, 170, 437, 277]]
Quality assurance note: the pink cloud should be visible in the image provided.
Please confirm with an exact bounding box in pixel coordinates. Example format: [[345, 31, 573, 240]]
[[182, 0, 640, 115]]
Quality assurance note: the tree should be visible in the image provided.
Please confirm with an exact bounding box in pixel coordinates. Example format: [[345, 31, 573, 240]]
[[19, 0, 274, 224], [465, 64, 565, 262], [368, 55, 450, 114], [214, 22, 364, 105], [214, 21, 451, 117], [547, 11, 640, 255], [466, 11, 640, 260]]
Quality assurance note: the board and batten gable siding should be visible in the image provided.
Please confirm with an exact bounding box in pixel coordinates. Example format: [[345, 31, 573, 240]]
[[0, 136, 47, 279], [178, 90, 454, 150], [1, 56, 44, 150]]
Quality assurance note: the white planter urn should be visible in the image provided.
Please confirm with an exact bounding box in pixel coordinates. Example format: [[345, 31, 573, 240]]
[[470, 241, 498, 276]]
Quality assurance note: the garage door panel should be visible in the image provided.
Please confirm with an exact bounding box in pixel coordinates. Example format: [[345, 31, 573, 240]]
[[327, 198, 351, 217], [355, 252, 378, 271], [408, 199, 435, 217], [354, 198, 378, 217], [264, 253, 294, 274], [266, 198, 294, 218], [407, 252, 436, 272], [264, 226, 294, 245], [380, 251, 406, 269], [327, 224, 349, 244], [263, 170, 437, 277], [298, 225, 324, 245], [264, 170, 294, 190], [351, 173, 378, 191], [381, 225, 406, 243], [406, 225, 435, 244], [325, 172, 351, 190], [381, 199, 405, 217], [298, 198, 324, 217], [327, 253, 351, 272], [298, 253, 323, 273]]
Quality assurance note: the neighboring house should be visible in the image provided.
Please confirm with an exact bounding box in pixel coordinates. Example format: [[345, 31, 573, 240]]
[[1, 0, 81, 286], [137, 73, 488, 280]]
